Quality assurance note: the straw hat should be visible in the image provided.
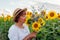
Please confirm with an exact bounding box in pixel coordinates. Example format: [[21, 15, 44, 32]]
[[13, 8, 27, 18]]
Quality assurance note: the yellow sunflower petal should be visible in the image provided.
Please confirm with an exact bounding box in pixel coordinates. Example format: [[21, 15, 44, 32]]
[[57, 14, 60, 19], [4, 17, 7, 21], [48, 10, 57, 19], [32, 22, 41, 32], [38, 18, 44, 23], [25, 18, 30, 26], [7, 15, 11, 21], [26, 11, 32, 18], [45, 15, 49, 20], [40, 21, 45, 26]]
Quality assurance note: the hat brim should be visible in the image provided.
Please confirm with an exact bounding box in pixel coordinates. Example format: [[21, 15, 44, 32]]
[[14, 8, 27, 18]]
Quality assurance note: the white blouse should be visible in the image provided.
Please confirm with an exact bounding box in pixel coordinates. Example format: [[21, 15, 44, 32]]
[[8, 23, 30, 40]]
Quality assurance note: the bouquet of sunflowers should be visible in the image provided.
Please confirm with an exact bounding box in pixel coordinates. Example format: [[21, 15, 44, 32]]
[[25, 10, 60, 40]]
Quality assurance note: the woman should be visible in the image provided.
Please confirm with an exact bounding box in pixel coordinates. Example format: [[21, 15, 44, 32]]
[[8, 8, 36, 40]]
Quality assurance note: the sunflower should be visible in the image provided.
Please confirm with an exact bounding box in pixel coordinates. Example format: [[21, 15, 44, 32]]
[[25, 13, 32, 25], [40, 21, 45, 26], [26, 11, 32, 19], [29, 12, 32, 16], [57, 13, 60, 19], [48, 10, 57, 19], [4, 17, 7, 21], [32, 22, 41, 32], [41, 10, 46, 17], [25, 18, 30, 26], [57, 13, 59, 15], [45, 15, 49, 20], [6, 15, 11, 21], [38, 18, 44, 23]]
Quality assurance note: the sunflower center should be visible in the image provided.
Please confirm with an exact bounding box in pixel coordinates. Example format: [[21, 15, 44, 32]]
[[30, 12, 32, 15], [41, 23, 43, 25], [34, 24, 38, 28], [50, 12, 54, 17], [46, 16, 48, 19], [39, 19, 42, 22], [58, 15, 60, 18]]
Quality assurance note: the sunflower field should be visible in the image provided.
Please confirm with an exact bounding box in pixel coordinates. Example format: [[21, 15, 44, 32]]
[[0, 10, 60, 40], [26, 10, 60, 40], [0, 14, 14, 40]]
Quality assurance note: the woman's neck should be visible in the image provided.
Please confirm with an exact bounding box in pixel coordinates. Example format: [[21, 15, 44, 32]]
[[16, 22, 24, 29]]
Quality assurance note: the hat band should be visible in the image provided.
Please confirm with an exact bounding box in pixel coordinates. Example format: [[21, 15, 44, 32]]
[[14, 9, 23, 18]]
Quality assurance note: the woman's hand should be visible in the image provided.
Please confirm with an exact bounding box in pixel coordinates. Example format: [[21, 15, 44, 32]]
[[29, 32, 37, 38], [23, 32, 37, 40]]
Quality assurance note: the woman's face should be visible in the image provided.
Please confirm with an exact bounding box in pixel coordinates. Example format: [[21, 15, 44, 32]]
[[18, 11, 26, 23]]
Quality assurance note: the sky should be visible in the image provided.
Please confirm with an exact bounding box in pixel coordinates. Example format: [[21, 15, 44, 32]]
[[0, 0, 60, 16]]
